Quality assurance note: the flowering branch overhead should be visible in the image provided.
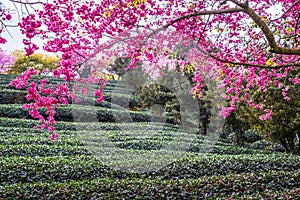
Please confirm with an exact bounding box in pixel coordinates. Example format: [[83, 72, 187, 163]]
[[0, 0, 299, 137]]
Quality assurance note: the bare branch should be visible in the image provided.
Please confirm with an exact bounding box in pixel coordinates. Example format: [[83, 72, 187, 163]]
[[12, 1, 22, 21], [0, 21, 15, 38], [120, 18, 150, 30], [8, 0, 44, 5], [73, 50, 86, 59], [272, 0, 300, 21]]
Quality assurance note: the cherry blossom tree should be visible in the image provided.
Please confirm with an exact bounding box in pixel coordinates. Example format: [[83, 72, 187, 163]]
[[0, 48, 15, 73], [0, 0, 299, 142]]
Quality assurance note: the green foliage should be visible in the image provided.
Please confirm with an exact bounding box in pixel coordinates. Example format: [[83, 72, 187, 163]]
[[243, 129, 261, 143], [0, 144, 90, 157], [137, 83, 179, 124], [135, 69, 211, 133], [0, 117, 176, 132], [0, 89, 27, 104], [1, 165, 300, 199], [108, 57, 131, 77], [0, 156, 115, 184]]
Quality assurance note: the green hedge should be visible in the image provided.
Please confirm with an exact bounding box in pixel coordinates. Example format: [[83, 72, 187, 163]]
[[1, 170, 300, 199], [0, 134, 82, 146], [0, 74, 130, 90], [0, 89, 27, 104], [0, 117, 177, 131], [0, 117, 77, 130], [0, 89, 137, 111], [1, 153, 299, 185], [0, 104, 164, 123], [0, 144, 90, 157], [188, 143, 272, 154], [147, 153, 300, 179], [0, 155, 134, 185], [0, 131, 267, 155], [0, 74, 136, 107], [0, 126, 48, 134]]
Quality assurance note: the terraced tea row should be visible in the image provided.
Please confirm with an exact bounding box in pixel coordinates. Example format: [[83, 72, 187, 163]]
[[0, 117, 178, 131], [0, 89, 137, 108], [0, 118, 270, 156], [0, 104, 164, 123], [1, 167, 300, 199], [1, 153, 299, 184], [0, 74, 129, 89]]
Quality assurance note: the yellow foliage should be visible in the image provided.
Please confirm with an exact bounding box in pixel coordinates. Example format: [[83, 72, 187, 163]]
[[265, 58, 276, 67], [103, 10, 111, 19], [8, 50, 60, 74], [226, 63, 234, 67], [285, 27, 295, 34], [95, 71, 120, 80], [126, 0, 146, 8], [104, 74, 119, 80], [215, 27, 221, 33], [103, 0, 146, 18], [132, 0, 146, 7], [192, 85, 202, 99], [186, 65, 194, 74], [218, 69, 225, 77]]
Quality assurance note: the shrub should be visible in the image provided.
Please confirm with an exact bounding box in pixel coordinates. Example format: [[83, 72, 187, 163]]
[[250, 140, 271, 150], [243, 129, 261, 143]]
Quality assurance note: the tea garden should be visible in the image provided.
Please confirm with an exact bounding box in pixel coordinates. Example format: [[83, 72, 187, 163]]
[[0, 74, 299, 199]]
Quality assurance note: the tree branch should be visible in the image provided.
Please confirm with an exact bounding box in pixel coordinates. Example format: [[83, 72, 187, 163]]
[[243, 105, 266, 128], [232, 1, 300, 55], [148, 8, 244, 38], [154, 2, 300, 55], [8, 0, 44, 5], [165, 7, 244, 28]]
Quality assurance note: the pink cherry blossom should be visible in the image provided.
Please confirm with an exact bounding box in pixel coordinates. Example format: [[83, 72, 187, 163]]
[[0, 0, 298, 136]]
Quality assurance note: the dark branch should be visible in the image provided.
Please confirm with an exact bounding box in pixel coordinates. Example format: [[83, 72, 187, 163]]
[[8, 0, 44, 5], [165, 8, 244, 28]]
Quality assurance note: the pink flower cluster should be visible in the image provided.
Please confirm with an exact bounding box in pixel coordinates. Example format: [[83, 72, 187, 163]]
[[0, 48, 15, 73], [9, 66, 106, 140]]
